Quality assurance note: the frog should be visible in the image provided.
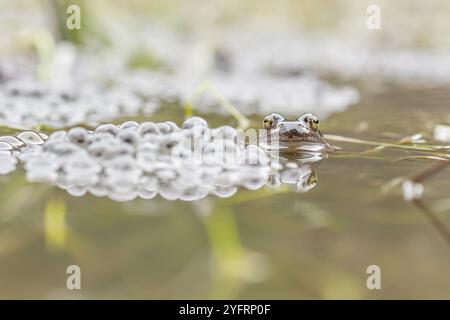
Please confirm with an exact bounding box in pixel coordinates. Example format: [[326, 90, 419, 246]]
[[261, 113, 335, 152]]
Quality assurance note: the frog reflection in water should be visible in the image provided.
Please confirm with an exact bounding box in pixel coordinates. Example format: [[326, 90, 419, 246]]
[[268, 154, 326, 193], [262, 113, 335, 152]]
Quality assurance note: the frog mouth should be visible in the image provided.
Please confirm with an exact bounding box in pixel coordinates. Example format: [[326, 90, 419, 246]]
[[273, 122, 319, 142], [279, 129, 312, 141]]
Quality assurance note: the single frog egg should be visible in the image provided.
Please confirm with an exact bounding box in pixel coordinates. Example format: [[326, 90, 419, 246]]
[[119, 121, 139, 130], [0, 136, 24, 148], [138, 122, 160, 136], [109, 190, 139, 202], [182, 116, 208, 129], [64, 155, 102, 175], [48, 130, 68, 142], [138, 188, 157, 200], [117, 128, 140, 146], [0, 141, 13, 151], [211, 126, 238, 142], [164, 121, 180, 132], [68, 127, 90, 146], [66, 185, 89, 197], [17, 131, 45, 145], [213, 185, 238, 198], [157, 122, 172, 134], [158, 182, 182, 201], [95, 123, 120, 136]]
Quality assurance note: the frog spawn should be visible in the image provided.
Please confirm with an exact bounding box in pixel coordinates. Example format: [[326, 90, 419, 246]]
[[0, 79, 160, 129], [0, 118, 289, 201]]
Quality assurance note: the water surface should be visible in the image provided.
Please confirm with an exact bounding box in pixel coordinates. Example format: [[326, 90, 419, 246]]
[[0, 84, 449, 299]]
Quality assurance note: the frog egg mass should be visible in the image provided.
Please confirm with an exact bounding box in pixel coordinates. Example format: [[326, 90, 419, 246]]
[[0, 117, 303, 201]]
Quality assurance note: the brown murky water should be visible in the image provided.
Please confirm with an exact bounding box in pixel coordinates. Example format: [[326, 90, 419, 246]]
[[0, 84, 450, 299]]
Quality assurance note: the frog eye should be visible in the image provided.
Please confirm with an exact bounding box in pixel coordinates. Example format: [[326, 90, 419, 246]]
[[263, 117, 274, 129]]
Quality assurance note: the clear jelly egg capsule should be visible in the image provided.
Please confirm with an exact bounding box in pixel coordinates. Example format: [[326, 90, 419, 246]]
[[55, 173, 73, 189], [0, 151, 16, 160], [164, 121, 179, 132], [90, 132, 115, 144], [26, 168, 58, 183], [158, 182, 182, 201], [64, 155, 101, 175], [24, 156, 60, 172], [49, 142, 80, 156], [119, 121, 139, 130], [239, 169, 268, 190], [203, 139, 239, 166], [158, 135, 180, 155], [88, 181, 109, 197], [157, 122, 172, 135], [106, 174, 138, 194], [184, 124, 210, 143], [138, 122, 160, 136], [213, 185, 238, 198], [198, 169, 217, 188], [0, 136, 24, 148], [0, 155, 17, 175], [88, 141, 112, 159], [66, 171, 99, 186], [182, 116, 208, 129], [0, 141, 13, 151], [105, 156, 142, 182], [137, 140, 159, 153], [48, 130, 67, 142], [18, 146, 43, 162], [66, 185, 88, 197], [95, 123, 119, 136], [117, 128, 140, 146], [138, 188, 157, 200], [109, 190, 138, 202], [137, 152, 157, 173], [17, 131, 45, 145], [106, 143, 134, 158], [155, 168, 177, 182], [214, 171, 235, 187], [139, 175, 159, 192], [179, 186, 203, 201], [195, 186, 210, 200], [174, 167, 199, 188], [211, 126, 238, 142], [68, 127, 90, 146], [170, 145, 193, 164]]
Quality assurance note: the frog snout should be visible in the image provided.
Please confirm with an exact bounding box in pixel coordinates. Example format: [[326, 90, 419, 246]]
[[279, 125, 299, 135]]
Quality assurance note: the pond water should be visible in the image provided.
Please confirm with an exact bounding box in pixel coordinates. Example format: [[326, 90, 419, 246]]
[[0, 84, 449, 299]]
